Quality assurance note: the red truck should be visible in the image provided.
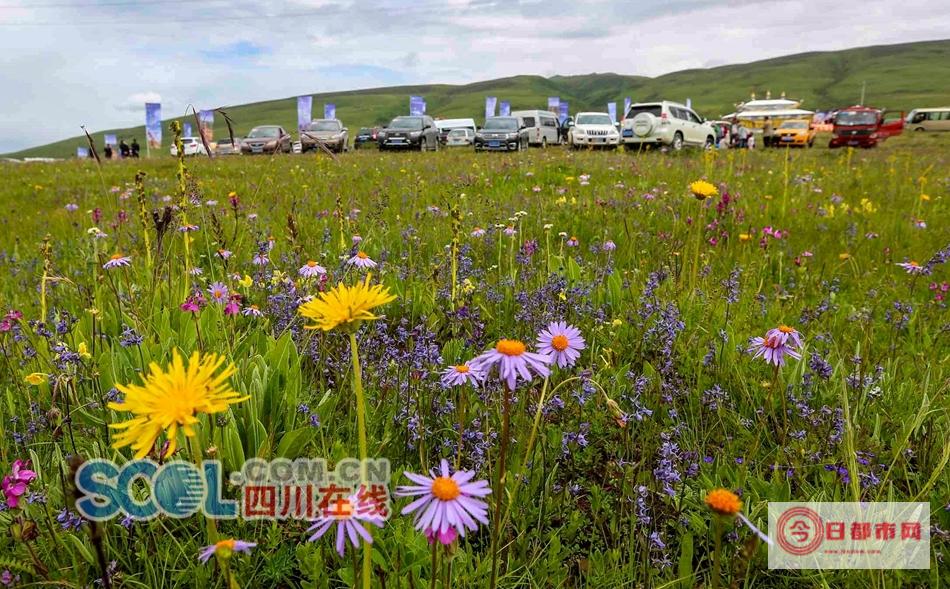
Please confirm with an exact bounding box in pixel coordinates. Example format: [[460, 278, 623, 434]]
[[828, 105, 904, 148]]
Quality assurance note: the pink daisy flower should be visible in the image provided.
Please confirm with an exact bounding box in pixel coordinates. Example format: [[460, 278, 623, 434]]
[[536, 321, 586, 368], [103, 253, 131, 270], [347, 251, 377, 269], [566, 236, 579, 247], [299, 260, 327, 277], [471, 338, 551, 390], [396, 459, 491, 538], [440, 362, 484, 388], [306, 493, 384, 556], [471, 227, 486, 238]]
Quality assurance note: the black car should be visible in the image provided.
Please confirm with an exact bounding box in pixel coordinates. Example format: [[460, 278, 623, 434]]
[[353, 127, 377, 149], [378, 116, 440, 151], [474, 117, 530, 152]]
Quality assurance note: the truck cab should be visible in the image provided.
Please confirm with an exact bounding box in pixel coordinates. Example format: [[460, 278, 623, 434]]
[[828, 106, 904, 148]]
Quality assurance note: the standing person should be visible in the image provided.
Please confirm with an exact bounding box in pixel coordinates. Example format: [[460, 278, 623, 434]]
[[119, 139, 130, 158], [737, 123, 749, 148], [762, 116, 773, 148], [720, 125, 730, 149], [130, 138, 140, 158], [103, 143, 113, 159], [747, 130, 756, 150], [730, 119, 740, 147]]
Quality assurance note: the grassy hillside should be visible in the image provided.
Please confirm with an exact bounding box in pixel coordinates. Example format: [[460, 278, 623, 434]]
[[7, 39, 949, 159]]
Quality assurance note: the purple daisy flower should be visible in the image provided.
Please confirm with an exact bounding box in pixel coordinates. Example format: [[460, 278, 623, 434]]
[[198, 539, 256, 564], [748, 331, 802, 367], [603, 240, 617, 252], [536, 321, 586, 368], [242, 304, 263, 317], [896, 261, 925, 275], [306, 494, 384, 557], [208, 282, 229, 304], [347, 252, 377, 269], [102, 254, 131, 269], [440, 362, 484, 388], [765, 325, 803, 349], [396, 459, 491, 538], [471, 338, 552, 390], [471, 227, 486, 238], [299, 260, 327, 278]]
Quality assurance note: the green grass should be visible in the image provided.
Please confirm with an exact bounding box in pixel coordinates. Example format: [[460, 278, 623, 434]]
[[0, 136, 947, 587], [6, 39, 950, 160]]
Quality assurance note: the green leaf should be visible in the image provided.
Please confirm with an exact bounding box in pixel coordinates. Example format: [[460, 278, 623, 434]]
[[274, 427, 316, 458]]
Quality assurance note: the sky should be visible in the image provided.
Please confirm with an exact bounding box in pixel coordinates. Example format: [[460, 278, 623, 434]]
[[0, 0, 947, 153]]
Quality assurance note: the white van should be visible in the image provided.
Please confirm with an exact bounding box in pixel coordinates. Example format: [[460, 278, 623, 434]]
[[510, 110, 560, 147], [436, 118, 477, 144], [907, 108, 950, 132]]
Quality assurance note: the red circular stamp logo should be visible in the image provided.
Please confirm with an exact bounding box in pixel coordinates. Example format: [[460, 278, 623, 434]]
[[776, 507, 824, 555]]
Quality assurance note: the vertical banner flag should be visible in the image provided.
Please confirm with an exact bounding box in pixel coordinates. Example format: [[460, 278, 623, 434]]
[[198, 110, 214, 142], [297, 96, 313, 131], [77, 147, 89, 158], [409, 96, 424, 116], [623, 97, 632, 120], [324, 103, 336, 119], [558, 101, 569, 124], [548, 96, 560, 111], [183, 122, 193, 137], [104, 134, 117, 146], [485, 96, 497, 119], [421, 99, 427, 114], [686, 97, 692, 109], [145, 102, 162, 149], [499, 100, 510, 117], [607, 102, 617, 124]]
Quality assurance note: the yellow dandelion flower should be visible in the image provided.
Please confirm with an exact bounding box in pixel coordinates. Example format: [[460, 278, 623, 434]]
[[238, 275, 253, 288], [298, 274, 396, 332], [739, 233, 752, 242], [78, 342, 91, 359], [24, 372, 47, 385], [920, 194, 930, 202], [689, 180, 718, 200], [839, 253, 851, 260], [705, 488, 742, 515], [108, 350, 247, 459]]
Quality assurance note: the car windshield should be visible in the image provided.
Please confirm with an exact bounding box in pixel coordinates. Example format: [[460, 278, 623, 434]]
[[448, 129, 469, 137], [483, 118, 518, 131], [358, 128, 372, 134], [247, 127, 280, 138], [183, 138, 198, 144], [781, 121, 809, 129], [836, 111, 878, 126], [576, 114, 612, 125], [627, 105, 662, 118], [307, 121, 340, 132], [389, 117, 423, 130]]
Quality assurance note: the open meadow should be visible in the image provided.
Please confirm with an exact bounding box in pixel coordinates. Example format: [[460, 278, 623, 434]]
[[0, 135, 947, 587]]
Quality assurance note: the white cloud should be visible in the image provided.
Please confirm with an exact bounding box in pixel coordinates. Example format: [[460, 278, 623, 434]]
[[0, 0, 947, 152]]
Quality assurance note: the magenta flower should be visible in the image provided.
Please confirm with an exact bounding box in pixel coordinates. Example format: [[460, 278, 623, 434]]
[[224, 295, 241, 316], [396, 459, 491, 538], [347, 251, 377, 269], [440, 362, 484, 388], [198, 539, 256, 564], [425, 526, 459, 545], [306, 493, 384, 556], [471, 339, 551, 390], [536, 321, 586, 368], [2, 459, 37, 508], [299, 260, 327, 278]]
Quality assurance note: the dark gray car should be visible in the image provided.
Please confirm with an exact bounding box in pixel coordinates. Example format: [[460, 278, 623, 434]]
[[474, 117, 530, 152], [378, 116, 439, 151]]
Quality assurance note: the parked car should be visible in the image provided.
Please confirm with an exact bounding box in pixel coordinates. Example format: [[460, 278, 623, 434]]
[[773, 119, 816, 147], [436, 118, 477, 144], [474, 116, 530, 151], [214, 138, 239, 155], [510, 110, 560, 147], [241, 126, 292, 154], [828, 106, 904, 148], [621, 101, 716, 150], [300, 119, 348, 153], [569, 112, 620, 149], [169, 137, 208, 156], [906, 107, 950, 132], [445, 128, 475, 147], [378, 116, 440, 151], [353, 127, 378, 149]]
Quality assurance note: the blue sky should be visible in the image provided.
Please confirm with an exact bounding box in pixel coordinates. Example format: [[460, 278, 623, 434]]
[[0, 0, 947, 153]]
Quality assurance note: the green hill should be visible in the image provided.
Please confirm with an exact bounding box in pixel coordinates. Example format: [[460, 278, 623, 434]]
[[7, 39, 950, 159]]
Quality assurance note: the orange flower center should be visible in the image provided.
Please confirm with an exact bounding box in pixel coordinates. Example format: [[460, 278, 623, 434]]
[[778, 325, 795, 334], [307, 260, 318, 267], [214, 290, 224, 298], [454, 364, 470, 373], [110, 253, 124, 260], [431, 476, 461, 501], [909, 261, 919, 267], [551, 334, 569, 351], [570, 236, 577, 241], [250, 305, 259, 310], [705, 488, 742, 515], [357, 252, 368, 259], [495, 339, 526, 356], [215, 539, 236, 551]]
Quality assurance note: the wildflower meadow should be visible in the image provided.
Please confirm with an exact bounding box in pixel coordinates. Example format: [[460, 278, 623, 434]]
[[0, 135, 947, 587]]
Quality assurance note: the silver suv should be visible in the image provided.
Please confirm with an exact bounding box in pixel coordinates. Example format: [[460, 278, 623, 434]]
[[621, 101, 716, 150]]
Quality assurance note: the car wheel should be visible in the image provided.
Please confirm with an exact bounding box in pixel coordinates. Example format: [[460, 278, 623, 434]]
[[433, 138, 438, 152], [704, 136, 715, 149], [914, 127, 925, 132], [672, 132, 684, 151], [420, 137, 427, 152]]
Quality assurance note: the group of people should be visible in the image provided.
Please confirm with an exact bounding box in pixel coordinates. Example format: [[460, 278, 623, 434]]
[[717, 116, 779, 149], [102, 138, 140, 159]]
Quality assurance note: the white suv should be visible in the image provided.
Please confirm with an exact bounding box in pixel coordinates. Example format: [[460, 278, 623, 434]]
[[621, 101, 717, 150], [569, 112, 620, 148]]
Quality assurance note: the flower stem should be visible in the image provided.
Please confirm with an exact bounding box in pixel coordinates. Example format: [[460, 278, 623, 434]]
[[349, 332, 372, 589], [711, 515, 722, 589], [489, 385, 511, 589]]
